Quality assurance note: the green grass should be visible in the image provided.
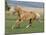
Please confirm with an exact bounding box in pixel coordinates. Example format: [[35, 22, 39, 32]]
[[5, 14, 44, 34]]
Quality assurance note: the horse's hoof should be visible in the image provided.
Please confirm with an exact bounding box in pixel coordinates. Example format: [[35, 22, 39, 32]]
[[26, 25, 29, 28]]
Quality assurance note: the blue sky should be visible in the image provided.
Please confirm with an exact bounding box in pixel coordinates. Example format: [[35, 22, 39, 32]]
[[7, 0, 16, 1], [10, 0, 16, 1], [7, 0, 44, 8]]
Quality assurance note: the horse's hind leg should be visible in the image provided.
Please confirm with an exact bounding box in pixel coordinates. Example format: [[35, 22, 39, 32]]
[[29, 19, 32, 26], [26, 19, 32, 28]]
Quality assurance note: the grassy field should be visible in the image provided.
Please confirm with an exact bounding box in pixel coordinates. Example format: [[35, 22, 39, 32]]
[[5, 12, 44, 34]]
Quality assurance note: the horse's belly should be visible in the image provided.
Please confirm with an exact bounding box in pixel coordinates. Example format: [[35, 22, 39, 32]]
[[20, 13, 33, 20]]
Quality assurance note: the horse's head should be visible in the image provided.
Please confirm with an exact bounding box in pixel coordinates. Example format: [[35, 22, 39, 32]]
[[13, 6, 22, 16], [8, 6, 22, 16]]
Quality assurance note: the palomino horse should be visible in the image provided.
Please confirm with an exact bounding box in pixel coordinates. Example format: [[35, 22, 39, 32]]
[[12, 6, 40, 29]]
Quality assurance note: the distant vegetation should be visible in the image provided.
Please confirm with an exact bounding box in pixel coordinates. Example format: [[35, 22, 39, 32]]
[[5, 1, 10, 11]]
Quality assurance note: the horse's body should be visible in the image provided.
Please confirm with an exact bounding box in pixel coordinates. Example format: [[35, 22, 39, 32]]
[[12, 6, 40, 28]]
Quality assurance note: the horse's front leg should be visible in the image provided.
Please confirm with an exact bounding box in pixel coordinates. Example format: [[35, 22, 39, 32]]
[[16, 19, 21, 28], [16, 18, 23, 28], [12, 19, 22, 29]]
